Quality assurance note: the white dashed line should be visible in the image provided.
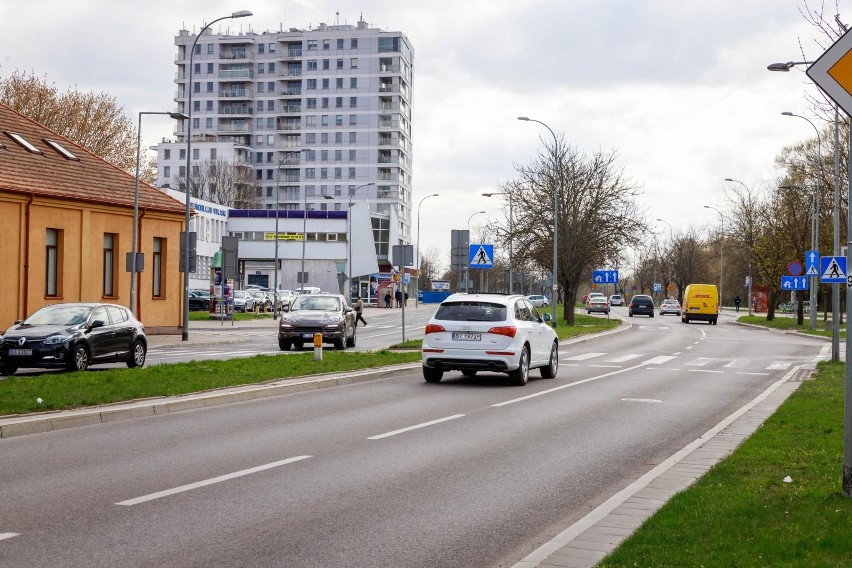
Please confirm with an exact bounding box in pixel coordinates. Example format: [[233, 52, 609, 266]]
[[0, 533, 20, 541], [368, 414, 465, 440], [621, 398, 662, 403]]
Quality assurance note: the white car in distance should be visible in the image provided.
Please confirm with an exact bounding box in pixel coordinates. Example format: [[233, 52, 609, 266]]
[[526, 294, 549, 308], [421, 293, 559, 386]]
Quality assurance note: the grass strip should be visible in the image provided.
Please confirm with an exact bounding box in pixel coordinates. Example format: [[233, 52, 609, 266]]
[[556, 313, 621, 340], [599, 361, 852, 567], [0, 350, 421, 417], [738, 315, 846, 339]]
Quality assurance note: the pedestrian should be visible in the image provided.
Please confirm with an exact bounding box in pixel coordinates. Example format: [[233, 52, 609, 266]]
[[404, 291, 409, 307], [354, 296, 367, 326], [395, 289, 403, 308], [384, 291, 392, 309], [734, 294, 741, 312]]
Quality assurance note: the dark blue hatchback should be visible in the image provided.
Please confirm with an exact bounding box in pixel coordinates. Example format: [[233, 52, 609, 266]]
[[628, 295, 655, 318]]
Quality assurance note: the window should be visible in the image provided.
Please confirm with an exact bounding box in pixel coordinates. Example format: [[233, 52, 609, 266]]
[[258, 44, 265, 54], [45, 228, 61, 297], [306, 78, 317, 90], [336, 78, 343, 89], [193, 63, 201, 74], [164, 149, 171, 160], [206, 100, 213, 110], [211, 148, 217, 159], [268, 62, 275, 73], [350, 78, 357, 88], [267, 100, 274, 111], [348, 149, 356, 161], [348, 168, 356, 179], [321, 115, 329, 126], [322, 78, 329, 89], [321, 150, 328, 162], [337, 58, 344, 69], [103, 233, 116, 297], [322, 39, 330, 50], [305, 132, 316, 144], [194, 81, 200, 93], [351, 58, 358, 68], [334, 167, 342, 179], [307, 59, 317, 70], [335, 115, 343, 126], [164, 165, 171, 178], [350, 96, 357, 107], [257, 82, 265, 93], [335, 132, 343, 144], [306, 115, 316, 126], [269, 43, 276, 53], [321, 133, 328, 144], [305, 168, 315, 179], [335, 97, 343, 108], [322, 97, 329, 108], [207, 44, 214, 54], [193, 100, 200, 111], [193, 148, 199, 159], [323, 59, 329, 70], [207, 63, 213, 74], [179, 148, 186, 159], [206, 117, 213, 128], [349, 114, 357, 126], [307, 98, 317, 109], [349, 132, 357, 143], [307, 40, 317, 50], [304, 150, 315, 161], [337, 39, 344, 49], [192, 118, 199, 129], [152, 238, 164, 296], [320, 168, 328, 179]]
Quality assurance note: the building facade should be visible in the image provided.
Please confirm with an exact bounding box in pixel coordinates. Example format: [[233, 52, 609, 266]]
[[156, 15, 414, 286]]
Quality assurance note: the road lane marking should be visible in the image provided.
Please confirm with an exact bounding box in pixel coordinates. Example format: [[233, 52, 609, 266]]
[[590, 364, 622, 368], [648, 367, 681, 371], [723, 359, 747, 368], [736, 372, 770, 376], [766, 361, 792, 370], [645, 355, 676, 365], [689, 369, 724, 373], [0, 533, 20, 541], [562, 352, 606, 361], [116, 455, 312, 506], [685, 358, 713, 366], [621, 398, 662, 403], [368, 414, 465, 440], [607, 353, 642, 363]]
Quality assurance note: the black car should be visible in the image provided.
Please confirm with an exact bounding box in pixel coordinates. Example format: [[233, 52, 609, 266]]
[[628, 294, 655, 318], [188, 290, 211, 311], [0, 303, 147, 375]]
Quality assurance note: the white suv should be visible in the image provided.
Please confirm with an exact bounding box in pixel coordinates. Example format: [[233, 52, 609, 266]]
[[421, 293, 559, 386]]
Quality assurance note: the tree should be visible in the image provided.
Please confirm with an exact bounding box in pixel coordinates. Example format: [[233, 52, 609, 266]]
[[419, 247, 444, 290], [0, 70, 137, 173], [174, 159, 260, 208], [502, 139, 649, 324]]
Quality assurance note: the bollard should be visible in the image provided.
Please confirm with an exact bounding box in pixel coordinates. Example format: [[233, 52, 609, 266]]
[[313, 332, 323, 361]]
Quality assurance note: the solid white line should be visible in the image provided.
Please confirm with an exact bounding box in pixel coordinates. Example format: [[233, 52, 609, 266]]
[[512, 365, 805, 567], [0, 533, 20, 541], [647, 367, 681, 371], [689, 369, 724, 374], [368, 414, 465, 440], [116, 455, 311, 506], [621, 398, 662, 403]]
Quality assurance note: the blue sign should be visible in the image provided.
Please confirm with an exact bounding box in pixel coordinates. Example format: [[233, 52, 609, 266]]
[[820, 256, 847, 283], [805, 250, 820, 276], [653, 282, 662, 293], [781, 276, 809, 291], [592, 270, 619, 284], [469, 244, 494, 269]]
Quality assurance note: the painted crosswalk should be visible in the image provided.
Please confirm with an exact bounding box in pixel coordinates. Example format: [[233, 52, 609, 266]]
[[558, 351, 805, 371]]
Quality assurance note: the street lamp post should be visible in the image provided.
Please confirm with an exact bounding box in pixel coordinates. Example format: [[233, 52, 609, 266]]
[[724, 178, 756, 317], [704, 205, 724, 309], [182, 9, 252, 341], [347, 182, 375, 304], [518, 116, 559, 326], [272, 157, 287, 320], [656, 218, 673, 298], [415, 193, 439, 307], [133, 111, 188, 317], [466, 210, 486, 292], [483, 192, 513, 294]]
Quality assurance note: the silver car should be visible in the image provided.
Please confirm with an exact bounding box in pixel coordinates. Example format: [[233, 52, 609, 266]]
[[526, 295, 549, 308]]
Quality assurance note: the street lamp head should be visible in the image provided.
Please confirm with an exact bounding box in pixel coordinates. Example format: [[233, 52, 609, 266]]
[[169, 111, 190, 120], [781, 111, 795, 117], [231, 10, 253, 17], [767, 62, 794, 72], [517, 116, 530, 121], [322, 194, 334, 200]]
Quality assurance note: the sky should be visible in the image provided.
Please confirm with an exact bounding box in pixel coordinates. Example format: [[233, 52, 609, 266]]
[[0, 0, 835, 273]]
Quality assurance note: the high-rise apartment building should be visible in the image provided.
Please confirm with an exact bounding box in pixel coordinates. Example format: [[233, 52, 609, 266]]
[[156, 16, 414, 271]]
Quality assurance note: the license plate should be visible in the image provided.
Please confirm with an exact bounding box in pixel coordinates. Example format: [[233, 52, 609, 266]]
[[452, 332, 481, 341], [8, 348, 32, 356], [302, 333, 314, 339]]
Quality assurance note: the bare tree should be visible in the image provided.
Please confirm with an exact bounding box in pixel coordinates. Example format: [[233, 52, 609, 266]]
[[174, 159, 260, 208], [503, 139, 649, 324], [0, 70, 137, 172], [419, 247, 444, 290]]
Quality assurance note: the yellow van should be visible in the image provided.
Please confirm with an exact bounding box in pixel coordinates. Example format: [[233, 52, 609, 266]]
[[682, 284, 719, 325]]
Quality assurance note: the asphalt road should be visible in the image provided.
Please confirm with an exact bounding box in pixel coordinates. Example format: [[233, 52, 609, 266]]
[[0, 309, 827, 567]]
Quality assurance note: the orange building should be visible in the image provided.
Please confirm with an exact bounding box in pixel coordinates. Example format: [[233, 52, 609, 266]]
[[0, 103, 186, 333]]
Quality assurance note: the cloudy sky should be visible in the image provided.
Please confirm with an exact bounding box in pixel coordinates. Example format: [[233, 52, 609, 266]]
[[0, 0, 834, 271]]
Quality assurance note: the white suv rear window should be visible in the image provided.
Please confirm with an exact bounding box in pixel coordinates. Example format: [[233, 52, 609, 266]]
[[434, 302, 508, 322]]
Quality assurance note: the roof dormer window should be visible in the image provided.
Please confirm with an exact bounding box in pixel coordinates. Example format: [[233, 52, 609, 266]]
[[4, 131, 43, 154], [44, 139, 79, 161]]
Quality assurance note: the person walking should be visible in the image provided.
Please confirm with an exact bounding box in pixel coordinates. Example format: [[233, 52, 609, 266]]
[[395, 288, 403, 308], [404, 291, 409, 307], [384, 290, 392, 309], [734, 294, 741, 313], [354, 296, 367, 326]]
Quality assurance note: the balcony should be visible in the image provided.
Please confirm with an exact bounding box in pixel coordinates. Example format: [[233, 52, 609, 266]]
[[379, 84, 399, 93], [282, 48, 304, 59], [278, 105, 302, 114], [220, 89, 253, 98], [276, 140, 302, 149], [219, 52, 253, 61], [217, 123, 251, 134], [380, 102, 400, 111], [378, 137, 393, 146], [276, 122, 302, 131], [219, 69, 254, 80], [219, 105, 253, 115], [379, 64, 400, 73], [175, 72, 187, 81], [279, 69, 303, 77], [279, 89, 302, 97], [283, 175, 301, 183]]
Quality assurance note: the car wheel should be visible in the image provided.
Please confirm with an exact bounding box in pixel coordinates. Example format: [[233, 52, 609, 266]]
[[279, 338, 292, 351], [508, 346, 530, 386], [461, 370, 477, 377], [293, 340, 304, 350], [334, 337, 345, 350], [423, 366, 443, 383], [67, 344, 89, 372], [0, 363, 17, 376], [629, 311, 633, 317], [650, 313, 654, 318], [126, 340, 146, 368], [346, 325, 356, 347], [202, 300, 210, 311], [540, 341, 558, 379], [587, 309, 591, 314]]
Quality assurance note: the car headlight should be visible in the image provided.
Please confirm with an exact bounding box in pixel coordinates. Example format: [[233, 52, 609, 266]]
[[43, 335, 71, 345], [323, 313, 343, 324]]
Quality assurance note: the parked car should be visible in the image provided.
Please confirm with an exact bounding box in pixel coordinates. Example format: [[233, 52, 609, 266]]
[[232, 290, 254, 312], [587, 296, 611, 315], [273, 289, 297, 310], [609, 294, 624, 306], [586, 292, 605, 306], [278, 293, 356, 351], [188, 289, 211, 311], [248, 289, 272, 311], [527, 294, 549, 308], [421, 293, 559, 386], [0, 303, 147, 375], [628, 294, 655, 317], [660, 298, 681, 316]]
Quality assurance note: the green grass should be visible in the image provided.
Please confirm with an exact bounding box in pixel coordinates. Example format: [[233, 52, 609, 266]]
[[0, 350, 421, 416], [189, 311, 275, 322], [388, 339, 423, 349], [738, 315, 847, 339], [599, 361, 852, 567], [555, 313, 621, 340]]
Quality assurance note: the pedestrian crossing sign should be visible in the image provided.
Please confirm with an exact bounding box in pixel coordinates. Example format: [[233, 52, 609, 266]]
[[469, 244, 494, 269], [820, 255, 847, 283]]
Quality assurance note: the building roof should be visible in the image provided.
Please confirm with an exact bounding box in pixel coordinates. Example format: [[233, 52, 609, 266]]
[[0, 103, 185, 215]]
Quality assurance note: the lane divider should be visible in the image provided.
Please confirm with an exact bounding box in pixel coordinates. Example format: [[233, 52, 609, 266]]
[[368, 414, 465, 440]]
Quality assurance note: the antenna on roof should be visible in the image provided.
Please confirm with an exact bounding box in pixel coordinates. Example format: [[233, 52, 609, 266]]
[[336, 11, 340, 25]]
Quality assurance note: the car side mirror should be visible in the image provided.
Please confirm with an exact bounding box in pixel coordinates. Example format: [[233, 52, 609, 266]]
[[281, 305, 290, 312], [542, 312, 552, 323], [90, 320, 105, 329], [344, 306, 353, 313]]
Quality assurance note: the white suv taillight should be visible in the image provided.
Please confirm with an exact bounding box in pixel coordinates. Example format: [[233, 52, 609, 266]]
[[487, 326, 517, 338]]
